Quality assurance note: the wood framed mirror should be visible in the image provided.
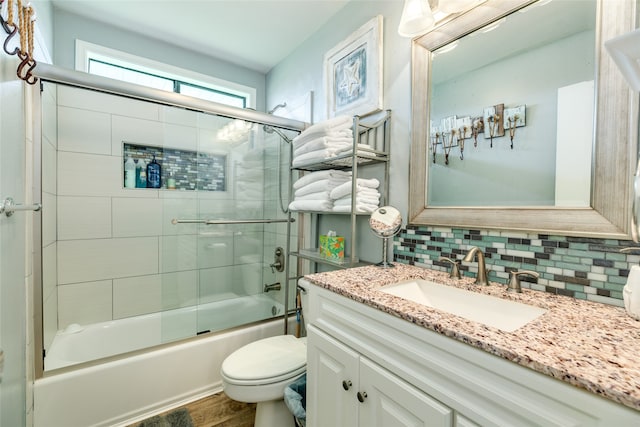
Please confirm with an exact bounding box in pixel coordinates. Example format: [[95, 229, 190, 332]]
[[409, 0, 638, 238]]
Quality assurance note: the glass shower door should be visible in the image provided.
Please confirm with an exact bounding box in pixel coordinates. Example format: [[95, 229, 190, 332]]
[[0, 60, 27, 426]]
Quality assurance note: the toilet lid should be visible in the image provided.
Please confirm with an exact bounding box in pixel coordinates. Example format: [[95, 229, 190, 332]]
[[222, 335, 306, 383]]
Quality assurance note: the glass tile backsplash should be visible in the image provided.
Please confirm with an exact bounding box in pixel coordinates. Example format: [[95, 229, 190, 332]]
[[394, 225, 640, 307], [124, 142, 226, 191]]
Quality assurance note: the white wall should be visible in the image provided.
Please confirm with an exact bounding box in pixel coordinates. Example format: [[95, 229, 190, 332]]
[[266, 1, 411, 264], [52, 8, 268, 112]]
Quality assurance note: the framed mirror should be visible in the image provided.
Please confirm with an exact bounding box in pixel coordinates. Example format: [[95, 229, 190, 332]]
[[409, 0, 639, 238]]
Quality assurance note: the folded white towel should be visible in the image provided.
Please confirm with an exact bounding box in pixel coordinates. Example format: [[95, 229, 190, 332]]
[[328, 176, 353, 187], [334, 195, 380, 207], [295, 179, 331, 197], [293, 115, 352, 144], [293, 191, 330, 201], [293, 136, 353, 158], [293, 129, 352, 151], [292, 146, 353, 167], [289, 199, 333, 212], [330, 179, 380, 200], [332, 203, 378, 213], [293, 170, 351, 190]]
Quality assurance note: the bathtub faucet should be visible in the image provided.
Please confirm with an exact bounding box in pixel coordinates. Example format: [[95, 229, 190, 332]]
[[263, 282, 281, 292]]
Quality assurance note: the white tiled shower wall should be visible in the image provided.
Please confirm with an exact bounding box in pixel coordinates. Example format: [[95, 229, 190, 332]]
[[41, 84, 290, 350]]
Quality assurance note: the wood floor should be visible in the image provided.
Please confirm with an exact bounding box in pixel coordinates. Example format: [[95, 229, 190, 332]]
[[129, 392, 256, 427]]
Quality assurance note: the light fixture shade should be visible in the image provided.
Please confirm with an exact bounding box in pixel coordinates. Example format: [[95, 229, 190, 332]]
[[438, 0, 477, 14], [398, 0, 435, 38]]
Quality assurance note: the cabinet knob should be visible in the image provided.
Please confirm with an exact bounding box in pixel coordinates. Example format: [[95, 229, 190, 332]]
[[357, 391, 367, 403], [342, 380, 352, 391]]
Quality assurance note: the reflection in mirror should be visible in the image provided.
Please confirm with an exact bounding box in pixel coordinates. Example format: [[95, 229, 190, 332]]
[[370, 206, 402, 267], [428, 0, 596, 207], [409, 0, 638, 237]]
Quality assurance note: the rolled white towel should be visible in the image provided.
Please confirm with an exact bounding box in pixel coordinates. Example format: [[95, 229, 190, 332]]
[[330, 179, 380, 200], [295, 179, 330, 197], [293, 170, 351, 190], [332, 203, 378, 213], [288, 199, 333, 212]]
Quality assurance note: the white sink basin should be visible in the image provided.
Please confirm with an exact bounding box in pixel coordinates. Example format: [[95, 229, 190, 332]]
[[379, 279, 546, 332]]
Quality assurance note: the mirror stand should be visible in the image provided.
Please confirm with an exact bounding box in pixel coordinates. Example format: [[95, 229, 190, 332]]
[[370, 206, 403, 268], [376, 236, 395, 268]]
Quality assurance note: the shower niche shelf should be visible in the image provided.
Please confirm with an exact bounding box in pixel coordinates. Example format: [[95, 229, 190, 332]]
[[122, 142, 227, 191], [286, 110, 391, 273]]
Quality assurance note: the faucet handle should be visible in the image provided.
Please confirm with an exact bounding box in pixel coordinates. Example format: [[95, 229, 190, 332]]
[[507, 270, 540, 293], [438, 256, 461, 279]]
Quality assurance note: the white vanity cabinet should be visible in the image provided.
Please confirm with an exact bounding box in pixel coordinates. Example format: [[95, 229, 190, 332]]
[[301, 279, 640, 427], [307, 324, 452, 427]]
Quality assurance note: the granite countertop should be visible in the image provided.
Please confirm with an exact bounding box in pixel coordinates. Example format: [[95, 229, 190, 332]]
[[303, 264, 640, 412]]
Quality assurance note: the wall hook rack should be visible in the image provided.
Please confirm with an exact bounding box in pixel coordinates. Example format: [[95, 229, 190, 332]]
[[0, 0, 38, 85]]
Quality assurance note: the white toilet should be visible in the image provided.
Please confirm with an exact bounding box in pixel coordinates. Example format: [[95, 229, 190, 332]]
[[221, 291, 308, 427]]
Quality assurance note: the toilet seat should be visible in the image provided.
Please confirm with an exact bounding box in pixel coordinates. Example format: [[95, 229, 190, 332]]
[[221, 335, 307, 386]]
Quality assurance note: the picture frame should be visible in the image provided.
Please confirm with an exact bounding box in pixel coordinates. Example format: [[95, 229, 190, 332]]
[[324, 15, 383, 118]]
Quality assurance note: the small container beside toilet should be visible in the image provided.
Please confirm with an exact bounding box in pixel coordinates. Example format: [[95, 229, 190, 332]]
[[221, 289, 308, 427]]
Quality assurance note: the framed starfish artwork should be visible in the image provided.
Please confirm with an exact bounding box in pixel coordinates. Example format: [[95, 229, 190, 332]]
[[324, 15, 383, 118]]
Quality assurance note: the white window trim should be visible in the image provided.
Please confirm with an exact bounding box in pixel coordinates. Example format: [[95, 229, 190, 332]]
[[75, 40, 256, 108]]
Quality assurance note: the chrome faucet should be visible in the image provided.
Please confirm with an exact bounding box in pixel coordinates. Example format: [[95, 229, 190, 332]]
[[263, 282, 281, 292], [463, 246, 489, 286], [270, 247, 285, 273], [438, 256, 461, 279], [507, 270, 540, 293]]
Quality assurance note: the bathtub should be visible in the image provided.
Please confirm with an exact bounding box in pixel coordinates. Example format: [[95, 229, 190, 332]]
[[34, 294, 294, 427], [45, 293, 283, 371]]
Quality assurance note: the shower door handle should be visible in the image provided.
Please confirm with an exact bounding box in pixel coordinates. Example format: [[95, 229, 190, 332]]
[[1, 197, 41, 217]]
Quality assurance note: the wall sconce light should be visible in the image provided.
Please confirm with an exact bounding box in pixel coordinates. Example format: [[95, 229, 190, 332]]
[[398, 0, 435, 37]]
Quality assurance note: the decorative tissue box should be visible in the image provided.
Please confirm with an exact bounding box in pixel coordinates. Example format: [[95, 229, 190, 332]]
[[319, 235, 345, 261]]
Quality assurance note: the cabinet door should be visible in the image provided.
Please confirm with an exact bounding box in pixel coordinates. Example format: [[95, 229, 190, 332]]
[[358, 358, 453, 427], [307, 325, 360, 427]]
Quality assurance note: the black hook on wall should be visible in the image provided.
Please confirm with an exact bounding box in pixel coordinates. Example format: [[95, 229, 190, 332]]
[[0, 0, 38, 85]]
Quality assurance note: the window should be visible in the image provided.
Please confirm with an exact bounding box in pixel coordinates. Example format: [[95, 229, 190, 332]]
[[76, 40, 255, 109]]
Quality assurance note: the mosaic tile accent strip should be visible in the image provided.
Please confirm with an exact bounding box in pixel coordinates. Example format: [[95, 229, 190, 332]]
[[124, 143, 226, 191], [393, 225, 640, 307]]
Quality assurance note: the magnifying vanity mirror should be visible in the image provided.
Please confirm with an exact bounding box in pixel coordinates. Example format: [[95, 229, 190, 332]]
[[370, 206, 403, 267], [408, 0, 638, 238]]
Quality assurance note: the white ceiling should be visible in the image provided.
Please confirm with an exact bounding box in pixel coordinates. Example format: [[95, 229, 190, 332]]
[[50, 0, 353, 73]]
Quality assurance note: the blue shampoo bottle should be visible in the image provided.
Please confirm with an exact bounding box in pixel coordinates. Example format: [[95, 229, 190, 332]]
[[147, 155, 161, 188]]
